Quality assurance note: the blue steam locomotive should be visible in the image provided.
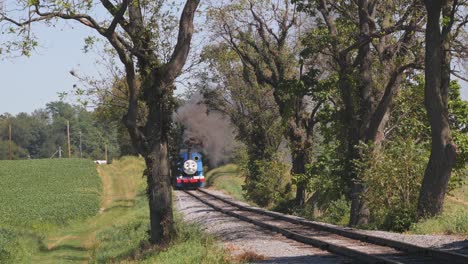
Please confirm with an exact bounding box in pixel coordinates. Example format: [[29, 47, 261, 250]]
[[175, 148, 205, 189]]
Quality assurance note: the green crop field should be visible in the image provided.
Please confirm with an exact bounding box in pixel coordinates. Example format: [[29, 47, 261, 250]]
[[0, 159, 101, 263]]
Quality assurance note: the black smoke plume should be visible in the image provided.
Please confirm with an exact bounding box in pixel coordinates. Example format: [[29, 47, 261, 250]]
[[173, 95, 237, 167]]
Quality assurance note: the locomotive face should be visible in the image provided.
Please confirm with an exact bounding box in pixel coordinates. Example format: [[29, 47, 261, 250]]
[[183, 159, 198, 175]]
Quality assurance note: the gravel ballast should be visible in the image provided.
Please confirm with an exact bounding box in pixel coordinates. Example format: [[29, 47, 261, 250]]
[[174, 189, 468, 263], [175, 190, 352, 264]]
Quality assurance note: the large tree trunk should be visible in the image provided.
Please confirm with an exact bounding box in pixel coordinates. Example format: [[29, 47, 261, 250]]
[[145, 142, 174, 244], [289, 118, 314, 206], [123, 0, 198, 245], [417, 0, 457, 219], [292, 151, 307, 206], [349, 181, 369, 226], [338, 57, 369, 226], [348, 0, 374, 226], [349, 107, 390, 226], [140, 72, 178, 244]]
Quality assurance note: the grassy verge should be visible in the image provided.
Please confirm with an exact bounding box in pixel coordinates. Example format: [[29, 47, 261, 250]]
[[410, 181, 468, 235], [205, 164, 245, 202], [146, 216, 229, 264], [410, 210, 468, 235], [90, 209, 229, 264]]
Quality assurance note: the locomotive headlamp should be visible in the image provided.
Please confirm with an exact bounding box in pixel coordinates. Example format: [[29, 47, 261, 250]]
[[183, 159, 198, 175]]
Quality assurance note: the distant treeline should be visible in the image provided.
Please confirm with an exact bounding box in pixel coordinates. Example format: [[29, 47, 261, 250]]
[[0, 101, 132, 160]]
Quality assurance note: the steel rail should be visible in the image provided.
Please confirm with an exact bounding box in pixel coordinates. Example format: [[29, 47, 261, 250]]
[[184, 188, 468, 264]]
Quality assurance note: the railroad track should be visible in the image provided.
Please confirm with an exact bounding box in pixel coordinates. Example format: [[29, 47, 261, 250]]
[[184, 188, 468, 264]]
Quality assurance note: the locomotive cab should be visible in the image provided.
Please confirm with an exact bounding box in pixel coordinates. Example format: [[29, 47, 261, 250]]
[[175, 148, 205, 189]]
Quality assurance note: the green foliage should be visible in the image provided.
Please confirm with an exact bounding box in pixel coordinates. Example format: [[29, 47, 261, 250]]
[[387, 77, 430, 142], [0, 101, 120, 160], [239, 148, 292, 207], [354, 139, 429, 231], [286, 138, 351, 225], [0, 140, 29, 159], [315, 197, 350, 226], [382, 206, 417, 233], [448, 82, 468, 184], [276, 69, 319, 118], [306, 140, 346, 207], [388, 79, 468, 192]]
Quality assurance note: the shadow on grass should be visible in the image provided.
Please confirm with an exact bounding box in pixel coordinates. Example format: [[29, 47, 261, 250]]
[[43, 244, 88, 252], [103, 203, 136, 212], [58, 255, 89, 261]]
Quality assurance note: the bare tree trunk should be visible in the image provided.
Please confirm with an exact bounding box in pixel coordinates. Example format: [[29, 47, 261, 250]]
[[417, 0, 457, 219], [145, 142, 174, 244]]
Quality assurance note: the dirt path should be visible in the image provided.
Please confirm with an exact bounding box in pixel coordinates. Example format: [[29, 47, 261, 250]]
[[98, 166, 114, 211], [447, 196, 468, 207]]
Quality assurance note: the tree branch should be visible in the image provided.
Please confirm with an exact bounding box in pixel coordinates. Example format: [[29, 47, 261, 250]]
[[452, 70, 468, 82], [32, 4, 106, 34], [164, 0, 200, 84], [106, 0, 129, 36], [366, 62, 420, 141], [100, 0, 132, 34], [340, 23, 423, 57], [307, 100, 324, 137]]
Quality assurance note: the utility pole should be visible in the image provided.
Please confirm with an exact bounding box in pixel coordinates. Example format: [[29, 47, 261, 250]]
[[79, 130, 82, 158], [104, 143, 108, 163], [9, 123, 12, 160], [58, 146, 62, 158], [67, 121, 71, 158]]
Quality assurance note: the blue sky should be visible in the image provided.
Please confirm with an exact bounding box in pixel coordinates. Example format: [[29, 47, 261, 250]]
[[0, 18, 467, 115], [0, 22, 103, 114]]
